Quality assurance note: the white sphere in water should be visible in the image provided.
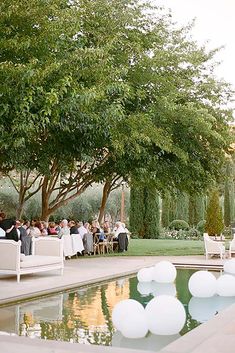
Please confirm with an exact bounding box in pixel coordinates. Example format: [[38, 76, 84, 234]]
[[145, 295, 186, 335], [188, 296, 218, 323], [151, 282, 176, 297], [215, 296, 235, 311], [224, 259, 235, 275], [137, 282, 152, 296], [121, 310, 148, 339], [188, 271, 216, 298], [152, 261, 177, 283], [112, 299, 145, 332], [137, 267, 154, 282], [216, 274, 235, 297]]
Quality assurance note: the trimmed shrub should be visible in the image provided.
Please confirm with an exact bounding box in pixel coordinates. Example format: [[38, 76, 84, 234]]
[[205, 189, 224, 236], [196, 220, 206, 234], [169, 219, 189, 231], [187, 228, 201, 240]]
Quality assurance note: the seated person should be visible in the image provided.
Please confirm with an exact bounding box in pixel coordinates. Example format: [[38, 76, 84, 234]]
[[48, 222, 59, 236], [113, 221, 128, 252], [98, 229, 106, 242], [103, 220, 111, 234]]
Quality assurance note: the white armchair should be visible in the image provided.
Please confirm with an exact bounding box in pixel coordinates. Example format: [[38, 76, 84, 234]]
[[203, 233, 225, 260], [229, 237, 235, 258]]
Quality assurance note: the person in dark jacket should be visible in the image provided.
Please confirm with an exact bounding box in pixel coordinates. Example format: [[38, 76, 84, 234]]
[[0, 212, 19, 242], [16, 220, 32, 255]]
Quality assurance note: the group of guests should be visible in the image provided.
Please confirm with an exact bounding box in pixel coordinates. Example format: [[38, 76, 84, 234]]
[[0, 212, 130, 256]]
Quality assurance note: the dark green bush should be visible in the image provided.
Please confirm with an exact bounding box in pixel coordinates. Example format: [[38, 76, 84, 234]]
[[169, 219, 189, 231], [188, 228, 201, 240]]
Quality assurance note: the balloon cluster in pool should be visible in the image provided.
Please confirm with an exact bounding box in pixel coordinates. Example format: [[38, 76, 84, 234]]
[[112, 260, 235, 339]]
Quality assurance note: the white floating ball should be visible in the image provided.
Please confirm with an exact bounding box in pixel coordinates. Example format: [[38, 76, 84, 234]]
[[151, 282, 176, 297], [137, 267, 154, 282], [224, 259, 235, 275], [188, 296, 218, 323], [112, 299, 144, 332], [215, 296, 235, 311], [188, 271, 216, 298], [121, 310, 148, 339], [145, 295, 186, 335], [137, 282, 152, 296], [216, 274, 235, 297], [152, 261, 177, 283]]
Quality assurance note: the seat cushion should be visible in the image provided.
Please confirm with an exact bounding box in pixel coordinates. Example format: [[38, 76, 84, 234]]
[[20, 255, 62, 268]]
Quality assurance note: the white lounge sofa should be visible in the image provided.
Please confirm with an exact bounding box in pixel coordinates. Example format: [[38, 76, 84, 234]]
[[0, 237, 64, 283]]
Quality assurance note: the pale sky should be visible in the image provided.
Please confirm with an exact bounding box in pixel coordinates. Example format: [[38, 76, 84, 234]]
[[153, 0, 235, 89]]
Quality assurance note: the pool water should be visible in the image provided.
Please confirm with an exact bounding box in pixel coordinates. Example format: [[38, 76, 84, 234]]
[[0, 269, 234, 351]]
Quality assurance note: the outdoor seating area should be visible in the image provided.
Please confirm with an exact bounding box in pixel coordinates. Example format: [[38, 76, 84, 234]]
[[0, 237, 64, 282]]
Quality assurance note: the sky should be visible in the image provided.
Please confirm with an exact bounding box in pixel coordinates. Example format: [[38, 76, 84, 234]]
[[153, 0, 235, 90]]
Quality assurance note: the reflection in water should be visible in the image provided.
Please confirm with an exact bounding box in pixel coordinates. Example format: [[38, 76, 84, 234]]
[[0, 269, 235, 351]]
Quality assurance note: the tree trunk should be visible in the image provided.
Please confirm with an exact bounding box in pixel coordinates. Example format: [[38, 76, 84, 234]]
[[16, 203, 24, 219], [98, 181, 112, 224], [16, 175, 27, 219], [41, 177, 50, 221]]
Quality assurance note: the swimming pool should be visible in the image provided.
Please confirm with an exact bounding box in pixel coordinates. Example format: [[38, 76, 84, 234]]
[[0, 268, 234, 351]]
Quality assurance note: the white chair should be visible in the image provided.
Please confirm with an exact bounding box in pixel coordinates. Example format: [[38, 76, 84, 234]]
[[229, 237, 235, 258], [203, 233, 225, 259]]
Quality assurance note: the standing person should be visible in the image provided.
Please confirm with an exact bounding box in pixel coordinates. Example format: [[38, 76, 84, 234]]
[[58, 219, 70, 238], [83, 222, 93, 255], [0, 212, 19, 242], [16, 220, 32, 255], [58, 219, 74, 258]]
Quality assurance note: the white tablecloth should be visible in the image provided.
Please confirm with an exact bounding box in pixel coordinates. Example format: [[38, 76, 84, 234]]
[[71, 234, 84, 254]]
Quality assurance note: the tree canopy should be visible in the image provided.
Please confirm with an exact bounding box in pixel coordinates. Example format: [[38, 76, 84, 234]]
[[0, 0, 234, 218]]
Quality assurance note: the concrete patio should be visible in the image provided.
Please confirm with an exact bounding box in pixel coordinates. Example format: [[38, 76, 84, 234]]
[[0, 255, 234, 353]]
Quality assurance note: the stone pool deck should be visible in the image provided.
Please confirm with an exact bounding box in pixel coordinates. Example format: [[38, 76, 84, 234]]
[[0, 255, 233, 353]]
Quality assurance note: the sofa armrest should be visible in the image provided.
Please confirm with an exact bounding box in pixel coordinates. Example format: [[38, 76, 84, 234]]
[[0, 240, 21, 270]]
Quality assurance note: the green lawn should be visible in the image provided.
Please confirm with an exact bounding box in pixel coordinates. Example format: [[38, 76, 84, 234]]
[[105, 238, 205, 257]]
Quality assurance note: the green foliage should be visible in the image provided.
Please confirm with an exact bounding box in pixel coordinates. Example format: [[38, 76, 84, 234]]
[[187, 228, 201, 240], [205, 189, 224, 236], [129, 184, 160, 239], [0, 0, 233, 220], [188, 195, 205, 226], [144, 187, 160, 239], [196, 220, 206, 234], [169, 219, 189, 231], [161, 192, 171, 228], [129, 185, 145, 238], [175, 192, 189, 222], [224, 178, 231, 227]]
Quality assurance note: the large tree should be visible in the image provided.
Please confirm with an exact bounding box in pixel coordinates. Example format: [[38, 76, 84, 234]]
[[0, 0, 233, 219]]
